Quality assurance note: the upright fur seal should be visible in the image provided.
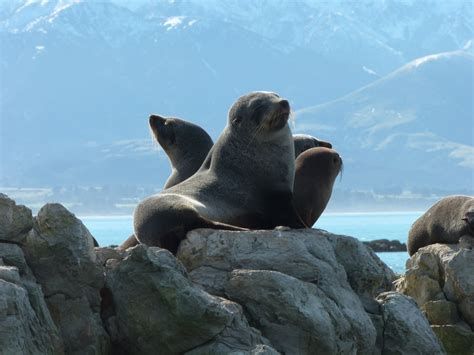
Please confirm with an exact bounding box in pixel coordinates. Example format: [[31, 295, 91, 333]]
[[407, 195, 474, 256], [293, 147, 342, 227], [133, 92, 306, 253], [293, 134, 333, 158], [149, 115, 213, 189]]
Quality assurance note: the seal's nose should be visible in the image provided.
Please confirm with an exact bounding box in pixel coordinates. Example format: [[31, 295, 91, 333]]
[[280, 99, 290, 111], [149, 114, 166, 127]]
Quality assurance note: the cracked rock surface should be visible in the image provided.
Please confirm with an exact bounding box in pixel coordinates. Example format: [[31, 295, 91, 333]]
[[396, 243, 474, 354]]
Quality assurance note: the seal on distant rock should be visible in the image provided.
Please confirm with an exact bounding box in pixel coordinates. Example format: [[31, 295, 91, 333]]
[[293, 134, 332, 158], [133, 92, 306, 254], [407, 195, 474, 256], [149, 115, 214, 189], [292, 147, 342, 227]]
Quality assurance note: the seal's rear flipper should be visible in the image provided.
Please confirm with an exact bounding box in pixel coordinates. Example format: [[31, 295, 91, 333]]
[[118, 234, 139, 250]]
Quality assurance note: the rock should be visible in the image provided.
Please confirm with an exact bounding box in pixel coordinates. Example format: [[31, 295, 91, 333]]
[[422, 300, 460, 325], [23, 203, 109, 354], [396, 243, 474, 353], [376, 292, 445, 354], [225, 269, 370, 354], [321, 230, 396, 298], [363, 239, 407, 252], [95, 246, 127, 267], [0, 193, 33, 244], [432, 325, 474, 355], [105, 245, 270, 354], [178, 229, 379, 354], [0, 243, 64, 353]]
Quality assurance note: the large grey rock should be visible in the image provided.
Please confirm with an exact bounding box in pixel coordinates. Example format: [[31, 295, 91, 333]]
[[0, 243, 64, 354], [320, 229, 396, 298], [376, 292, 445, 354], [23, 203, 109, 354], [0, 270, 63, 354], [396, 243, 474, 354], [178, 229, 378, 354], [105, 245, 270, 354], [226, 269, 370, 354], [0, 193, 33, 244]]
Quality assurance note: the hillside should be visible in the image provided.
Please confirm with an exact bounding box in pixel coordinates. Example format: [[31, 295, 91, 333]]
[[295, 51, 474, 191]]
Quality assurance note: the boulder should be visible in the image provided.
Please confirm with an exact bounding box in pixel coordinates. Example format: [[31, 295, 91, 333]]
[[178, 229, 381, 354], [105, 245, 270, 354], [0, 193, 33, 244], [225, 269, 366, 354], [23, 203, 110, 354], [376, 292, 445, 354], [321, 230, 396, 298], [396, 243, 474, 354]]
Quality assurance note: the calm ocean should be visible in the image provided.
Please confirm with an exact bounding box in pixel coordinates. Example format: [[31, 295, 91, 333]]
[[81, 211, 423, 274]]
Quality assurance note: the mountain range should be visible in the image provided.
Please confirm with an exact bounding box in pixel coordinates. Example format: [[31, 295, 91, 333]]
[[0, 0, 473, 204]]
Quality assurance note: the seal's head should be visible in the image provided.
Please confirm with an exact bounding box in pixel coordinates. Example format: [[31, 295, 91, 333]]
[[462, 210, 474, 232], [149, 114, 212, 163], [296, 147, 343, 185], [293, 134, 333, 158], [228, 91, 291, 136]]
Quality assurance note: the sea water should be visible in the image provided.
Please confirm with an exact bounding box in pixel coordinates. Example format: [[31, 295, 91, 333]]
[[81, 211, 423, 274]]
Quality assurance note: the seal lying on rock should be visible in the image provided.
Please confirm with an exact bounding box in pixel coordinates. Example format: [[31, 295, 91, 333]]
[[133, 92, 306, 254], [293, 147, 342, 227], [407, 195, 474, 256], [149, 114, 213, 189], [293, 134, 332, 158]]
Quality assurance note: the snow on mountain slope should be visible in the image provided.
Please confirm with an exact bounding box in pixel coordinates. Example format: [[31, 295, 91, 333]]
[[295, 50, 473, 190]]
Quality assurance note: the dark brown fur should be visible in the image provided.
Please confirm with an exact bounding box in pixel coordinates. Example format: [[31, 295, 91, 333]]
[[293, 147, 342, 227], [407, 195, 474, 256]]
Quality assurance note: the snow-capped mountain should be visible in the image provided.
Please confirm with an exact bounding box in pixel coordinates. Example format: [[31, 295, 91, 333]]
[[295, 50, 473, 190], [0, 0, 472, 194]]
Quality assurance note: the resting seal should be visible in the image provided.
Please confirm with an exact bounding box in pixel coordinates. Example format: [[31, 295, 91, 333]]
[[293, 147, 342, 227], [149, 115, 213, 189], [407, 195, 474, 256], [293, 134, 332, 158], [133, 92, 305, 253]]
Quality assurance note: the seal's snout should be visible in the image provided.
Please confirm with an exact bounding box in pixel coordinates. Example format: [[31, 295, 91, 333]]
[[149, 114, 166, 127], [279, 99, 290, 112]]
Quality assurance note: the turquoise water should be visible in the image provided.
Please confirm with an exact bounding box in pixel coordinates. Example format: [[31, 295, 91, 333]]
[[81, 211, 422, 274]]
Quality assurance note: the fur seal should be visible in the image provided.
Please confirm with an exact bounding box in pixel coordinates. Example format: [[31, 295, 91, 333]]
[[133, 92, 306, 254], [293, 147, 342, 227], [149, 115, 213, 189], [407, 195, 474, 256], [293, 134, 333, 158]]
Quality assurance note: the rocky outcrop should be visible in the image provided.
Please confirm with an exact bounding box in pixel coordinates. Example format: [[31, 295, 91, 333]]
[[0, 193, 32, 244], [104, 244, 271, 354], [0, 194, 448, 355], [23, 203, 110, 354], [0, 243, 64, 354], [176, 228, 437, 354], [396, 243, 474, 354], [363, 239, 407, 252], [375, 292, 445, 353]]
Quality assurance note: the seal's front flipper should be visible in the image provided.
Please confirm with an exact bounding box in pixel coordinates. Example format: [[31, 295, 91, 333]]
[[196, 217, 249, 231]]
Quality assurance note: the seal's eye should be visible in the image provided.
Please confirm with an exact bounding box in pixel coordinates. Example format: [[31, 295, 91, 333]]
[[232, 116, 243, 125]]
